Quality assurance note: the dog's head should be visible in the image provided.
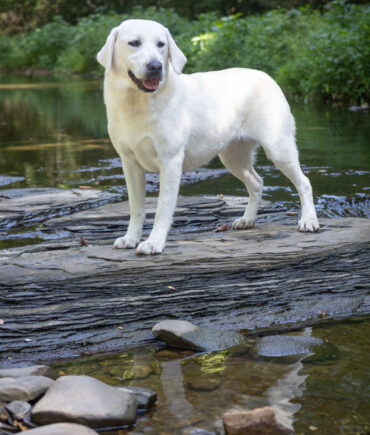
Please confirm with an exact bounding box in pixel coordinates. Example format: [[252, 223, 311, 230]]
[[97, 19, 187, 92]]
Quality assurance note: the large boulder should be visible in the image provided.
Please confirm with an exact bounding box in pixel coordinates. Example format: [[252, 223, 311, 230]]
[[0, 376, 53, 401], [32, 375, 137, 428], [0, 365, 54, 379], [21, 423, 98, 434], [152, 320, 246, 351], [223, 407, 291, 435]]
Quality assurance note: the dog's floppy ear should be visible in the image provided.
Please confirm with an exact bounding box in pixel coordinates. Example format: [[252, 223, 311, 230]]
[[166, 29, 187, 75], [97, 26, 120, 74]]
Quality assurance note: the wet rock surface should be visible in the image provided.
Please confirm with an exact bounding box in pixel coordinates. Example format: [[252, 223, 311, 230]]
[[5, 400, 31, 420], [118, 386, 157, 412], [253, 335, 323, 358], [181, 428, 217, 435], [0, 376, 53, 402], [22, 422, 99, 434], [152, 320, 246, 351], [0, 195, 369, 363], [0, 366, 54, 379], [31, 375, 137, 428], [223, 407, 291, 435], [0, 188, 116, 230]]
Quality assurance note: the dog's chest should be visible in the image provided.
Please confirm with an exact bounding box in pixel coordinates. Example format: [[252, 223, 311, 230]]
[[112, 114, 160, 172]]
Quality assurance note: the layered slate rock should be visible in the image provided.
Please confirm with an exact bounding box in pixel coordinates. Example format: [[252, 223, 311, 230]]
[[0, 188, 115, 230], [223, 407, 291, 435], [31, 375, 137, 428], [0, 376, 53, 402], [0, 365, 54, 379], [152, 320, 246, 351], [0, 196, 369, 362], [23, 423, 98, 434]]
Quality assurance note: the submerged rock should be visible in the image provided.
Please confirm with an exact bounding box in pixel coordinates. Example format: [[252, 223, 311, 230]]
[[5, 400, 31, 420], [0, 376, 53, 402], [118, 386, 157, 411], [181, 428, 216, 435], [253, 335, 323, 358], [223, 407, 291, 435], [0, 365, 54, 379], [32, 375, 137, 428], [152, 320, 246, 351], [302, 341, 340, 364], [23, 423, 98, 434]]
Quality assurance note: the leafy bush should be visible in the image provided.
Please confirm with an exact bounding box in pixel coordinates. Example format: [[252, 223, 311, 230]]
[[188, 1, 369, 104], [277, 2, 370, 104], [0, 2, 368, 104]]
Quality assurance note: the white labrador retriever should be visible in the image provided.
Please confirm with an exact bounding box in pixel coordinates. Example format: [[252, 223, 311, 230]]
[[97, 19, 319, 255]]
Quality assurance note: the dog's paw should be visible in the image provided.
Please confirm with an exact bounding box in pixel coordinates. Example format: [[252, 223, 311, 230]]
[[298, 216, 320, 232], [232, 217, 255, 230], [136, 240, 164, 255], [113, 236, 139, 249]]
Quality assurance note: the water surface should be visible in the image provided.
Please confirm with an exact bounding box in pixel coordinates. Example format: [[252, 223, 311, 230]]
[[0, 75, 369, 197], [53, 316, 370, 434]]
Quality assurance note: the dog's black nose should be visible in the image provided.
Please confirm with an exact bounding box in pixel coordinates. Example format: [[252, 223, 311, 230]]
[[147, 60, 162, 73]]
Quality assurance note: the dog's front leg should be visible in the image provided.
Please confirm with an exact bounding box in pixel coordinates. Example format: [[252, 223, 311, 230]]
[[136, 155, 183, 255], [114, 154, 146, 249]]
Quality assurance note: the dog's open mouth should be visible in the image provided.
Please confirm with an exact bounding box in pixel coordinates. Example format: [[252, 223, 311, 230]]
[[128, 70, 160, 93]]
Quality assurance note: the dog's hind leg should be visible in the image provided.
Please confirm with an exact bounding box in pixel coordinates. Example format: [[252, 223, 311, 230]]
[[219, 140, 263, 229], [262, 136, 319, 232]]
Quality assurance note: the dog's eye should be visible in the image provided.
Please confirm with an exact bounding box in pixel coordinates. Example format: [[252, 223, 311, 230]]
[[157, 41, 165, 48], [128, 40, 141, 47]]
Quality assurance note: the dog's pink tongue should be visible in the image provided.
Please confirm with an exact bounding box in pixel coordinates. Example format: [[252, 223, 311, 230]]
[[143, 79, 160, 90]]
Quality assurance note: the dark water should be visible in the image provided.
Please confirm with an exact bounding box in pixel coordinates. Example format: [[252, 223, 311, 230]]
[[53, 316, 370, 435], [0, 75, 369, 199], [1, 76, 369, 434]]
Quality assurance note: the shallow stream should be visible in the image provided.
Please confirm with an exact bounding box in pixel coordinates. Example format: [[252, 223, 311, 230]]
[[53, 316, 370, 434], [0, 75, 369, 434]]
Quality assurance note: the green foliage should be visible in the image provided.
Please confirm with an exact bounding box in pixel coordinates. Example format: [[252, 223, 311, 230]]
[[2, 0, 356, 33], [189, 1, 369, 104], [0, 2, 368, 104], [0, 16, 73, 70], [277, 2, 370, 103]]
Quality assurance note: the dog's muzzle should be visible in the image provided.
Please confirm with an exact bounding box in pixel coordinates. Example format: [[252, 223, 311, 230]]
[[128, 61, 163, 93]]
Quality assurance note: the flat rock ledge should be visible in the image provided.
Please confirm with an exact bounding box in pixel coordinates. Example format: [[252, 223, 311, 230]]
[[0, 196, 369, 362]]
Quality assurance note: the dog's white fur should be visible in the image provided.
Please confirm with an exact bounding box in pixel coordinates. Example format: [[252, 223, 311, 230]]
[[97, 19, 319, 255]]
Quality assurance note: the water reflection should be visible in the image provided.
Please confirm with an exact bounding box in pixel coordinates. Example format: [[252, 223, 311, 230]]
[[0, 76, 114, 190], [52, 317, 369, 434], [0, 75, 369, 198], [265, 328, 312, 431], [161, 360, 195, 420]]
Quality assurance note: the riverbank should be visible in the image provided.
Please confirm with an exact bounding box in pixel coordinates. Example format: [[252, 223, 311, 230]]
[[0, 2, 369, 105]]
